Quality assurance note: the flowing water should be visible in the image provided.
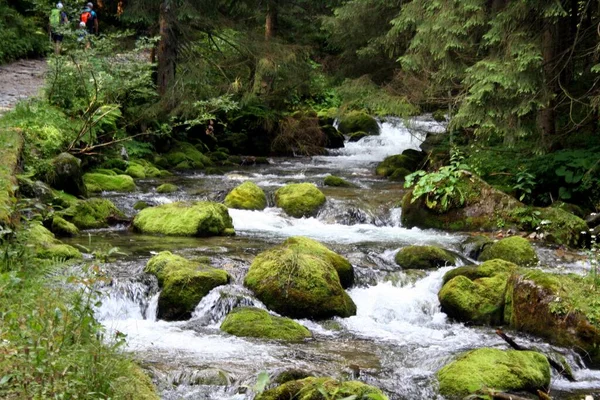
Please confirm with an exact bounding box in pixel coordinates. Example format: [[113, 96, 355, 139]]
[[65, 117, 600, 399]]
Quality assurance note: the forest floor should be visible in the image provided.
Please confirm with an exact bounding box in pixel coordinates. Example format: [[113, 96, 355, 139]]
[[0, 59, 46, 115]]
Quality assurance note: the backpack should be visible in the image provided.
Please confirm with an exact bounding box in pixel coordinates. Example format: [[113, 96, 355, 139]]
[[80, 10, 94, 29], [49, 9, 61, 28]]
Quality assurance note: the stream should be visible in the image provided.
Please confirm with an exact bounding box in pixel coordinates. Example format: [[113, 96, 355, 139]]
[[63, 117, 600, 399]]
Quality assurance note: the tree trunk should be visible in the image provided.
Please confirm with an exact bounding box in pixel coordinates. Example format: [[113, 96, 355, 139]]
[[265, 0, 278, 40], [157, 0, 177, 100], [539, 22, 557, 149]]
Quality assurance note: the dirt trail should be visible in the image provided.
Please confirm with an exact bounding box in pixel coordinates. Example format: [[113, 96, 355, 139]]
[[0, 59, 47, 115]]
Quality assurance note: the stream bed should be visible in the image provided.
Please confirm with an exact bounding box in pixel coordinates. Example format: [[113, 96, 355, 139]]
[[64, 117, 600, 399]]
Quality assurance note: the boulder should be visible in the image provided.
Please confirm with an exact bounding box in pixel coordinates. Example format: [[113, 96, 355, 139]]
[[224, 181, 267, 210], [437, 348, 550, 399], [401, 148, 427, 166], [459, 235, 493, 260], [375, 155, 415, 178], [50, 152, 87, 197], [17, 177, 53, 202], [220, 307, 312, 341], [478, 236, 538, 267], [124, 162, 146, 179], [62, 198, 126, 230], [133, 201, 235, 237], [256, 377, 388, 400], [338, 112, 380, 136], [27, 223, 82, 260], [83, 173, 136, 193], [275, 183, 326, 218], [388, 167, 411, 181], [348, 131, 368, 142], [323, 175, 354, 188], [50, 216, 79, 237], [439, 260, 516, 325], [244, 236, 356, 319], [145, 251, 230, 320], [133, 200, 150, 210], [158, 141, 213, 170], [536, 207, 588, 247], [395, 245, 455, 269], [156, 183, 178, 194], [322, 125, 344, 149]]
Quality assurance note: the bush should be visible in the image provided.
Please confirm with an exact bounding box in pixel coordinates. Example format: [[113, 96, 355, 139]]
[[0, 1, 48, 64]]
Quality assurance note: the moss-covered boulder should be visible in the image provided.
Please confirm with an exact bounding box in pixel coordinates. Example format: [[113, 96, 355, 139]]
[[459, 235, 493, 260], [275, 183, 326, 218], [437, 348, 550, 399], [220, 307, 312, 341], [50, 152, 87, 197], [62, 198, 126, 230], [256, 377, 388, 400], [156, 183, 178, 194], [388, 168, 411, 181], [133, 201, 150, 210], [17, 177, 54, 202], [158, 141, 213, 170], [27, 223, 82, 260], [375, 155, 415, 178], [322, 125, 344, 149], [338, 112, 380, 136], [125, 162, 146, 179], [348, 131, 369, 142], [83, 173, 136, 193], [505, 270, 600, 366], [401, 148, 427, 166], [324, 175, 354, 187], [439, 259, 516, 325], [536, 207, 588, 247], [395, 245, 455, 269], [145, 251, 230, 320], [50, 216, 79, 237], [478, 236, 538, 267], [112, 364, 160, 400], [224, 181, 267, 210], [244, 237, 356, 319], [133, 201, 235, 237]]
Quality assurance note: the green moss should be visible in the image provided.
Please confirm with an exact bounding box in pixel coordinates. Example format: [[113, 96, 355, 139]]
[[133, 201, 150, 210], [50, 152, 88, 197], [536, 207, 588, 247], [220, 307, 312, 341], [50, 216, 79, 237], [375, 155, 414, 177], [156, 183, 178, 194], [83, 173, 136, 193], [275, 183, 326, 218], [50, 189, 78, 209], [244, 237, 356, 319], [322, 125, 344, 148], [432, 110, 447, 122], [27, 223, 82, 260], [224, 181, 267, 210], [112, 363, 160, 400], [162, 141, 213, 170], [0, 128, 23, 226], [348, 131, 368, 142], [442, 259, 516, 285], [133, 201, 235, 237], [91, 168, 117, 176], [459, 235, 493, 259], [479, 236, 538, 266], [394, 245, 455, 269], [125, 162, 146, 179], [389, 168, 411, 181], [145, 251, 230, 320], [324, 175, 354, 187], [256, 377, 388, 400], [437, 348, 550, 399], [62, 198, 126, 229], [338, 111, 380, 135]]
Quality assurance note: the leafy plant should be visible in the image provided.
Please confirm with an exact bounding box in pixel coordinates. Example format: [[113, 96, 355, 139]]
[[513, 169, 536, 202]]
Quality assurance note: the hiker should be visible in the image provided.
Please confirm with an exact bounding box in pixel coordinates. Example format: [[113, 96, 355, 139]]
[[49, 2, 68, 54], [77, 21, 90, 49], [206, 120, 215, 137], [80, 2, 98, 35]]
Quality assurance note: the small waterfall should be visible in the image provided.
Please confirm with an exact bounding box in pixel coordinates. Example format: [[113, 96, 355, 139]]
[[96, 278, 159, 321], [188, 285, 266, 327]]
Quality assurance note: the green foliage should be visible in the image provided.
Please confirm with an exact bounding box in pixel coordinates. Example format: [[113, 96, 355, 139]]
[[336, 77, 418, 117], [0, 0, 48, 64], [513, 169, 536, 202]]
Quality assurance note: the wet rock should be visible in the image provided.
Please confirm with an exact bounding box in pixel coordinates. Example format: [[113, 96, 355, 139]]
[[394, 245, 455, 269], [478, 236, 538, 267], [338, 112, 380, 136], [587, 212, 600, 229], [62, 198, 127, 229], [145, 251, 230, 321], [437, 348, 550, 399], [536, 207, 588, 247], [84, 173, 136, 193], [375, 154, 415, 178], [256, 377, 387, 400], [323, 175, 354, 188], [125, 162, 146, 179], [50, 216, 79, 237], [348, 131, 368, 142], [156, 183, 178, 194], [17, 177, 53, 202], [133, 200, 150, 210], [244, 236, 356, 319], [322, 125, 344, 149], [50, 152, 87, 197], [27, 222, 82, 260], [220, 307, 311, 341], [157, 141, 213, 170], [133, 201, 235, 237], [273, 369, 312, 385], [224, 181, 267, 210], [401, 148, 427, 166], [275, 183, 326, 218], [459, 235, 493, 260]]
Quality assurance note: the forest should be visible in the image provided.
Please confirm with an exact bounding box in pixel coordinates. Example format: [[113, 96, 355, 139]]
[[0, 0, 600, 399]]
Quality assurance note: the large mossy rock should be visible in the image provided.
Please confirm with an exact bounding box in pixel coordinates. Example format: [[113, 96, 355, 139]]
[[224, 181, 267, 210], [256, 377, 388, 400], [394, 245, 455, 269], [437, 348, 550, 399], [323, 175, 354, 188], [322, 125, 344, 149], [505, 270, 600, 366], [27, 223, 82, 260], [478, 236, 538, 266], [157, 141, 213, 170], [156, 183, 178, 194], [50, 216, 79, 237], [439, 260, 516, 325], [62, 198, 126, 229], [112, 364, 160, 400], [50, 152, 87, 197], [338, 112, 380, 136], [220, 307, 312, 341], [83, 173, 136, 193], [244, 236, 356, 319], [133, 201, 235, 237], [375, 154, 415, 178], [275, 183, 326, 218], [536, 207, 588, 247], [145, 251, 230, 320]]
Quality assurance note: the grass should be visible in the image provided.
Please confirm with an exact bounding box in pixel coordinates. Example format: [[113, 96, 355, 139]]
[[0, 128, 22, 227]]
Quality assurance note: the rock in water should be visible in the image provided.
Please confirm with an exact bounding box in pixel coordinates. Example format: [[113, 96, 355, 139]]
[[224, 181, 267, 210], [275, 183, 326, 218], [220, 307, 312, 341]]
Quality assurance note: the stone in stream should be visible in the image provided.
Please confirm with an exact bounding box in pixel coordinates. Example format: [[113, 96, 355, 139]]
[[133, 201, 235, 237], [50, 216, 79, 237], [220, 307, 312, 341], [27, 222, 82, 260], [323, 175, 354, 188], [244, 236, 356, 320], [437, 348, 550, 399], [322, 124, 344, 149], [337, 111, 380, 136], [83, 172, 136, 193], [394, 245, 456, 269], [224, 181, 267, 210], [256, 377, 388, 400], [275, 183, 326, 218], [49, 152, 87, 197], [61, 198, 127, 229], [375, 154, 415, 178], [156, 183, 178, 194], [145, 251, 231, 321], [478, 236, 538, 267]]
